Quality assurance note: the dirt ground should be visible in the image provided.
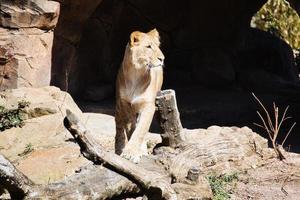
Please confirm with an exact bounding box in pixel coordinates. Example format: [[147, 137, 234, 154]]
[[231, 154, 300, 200]]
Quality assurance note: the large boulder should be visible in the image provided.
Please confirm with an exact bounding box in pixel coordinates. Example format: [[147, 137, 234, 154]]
[[0, 28, 54, 90], [234, 28, 299, 92], [0, 86, 161, 184], [50, 0, 269, 96], [0, 87, 86, 184], [51, 0, 103, 91]]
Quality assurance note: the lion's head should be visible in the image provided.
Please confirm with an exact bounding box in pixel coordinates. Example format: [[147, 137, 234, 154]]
[[125, 29, 165, 70]]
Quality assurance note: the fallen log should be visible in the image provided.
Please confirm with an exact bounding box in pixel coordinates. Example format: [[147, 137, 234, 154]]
[[64, 109, 177, 200], [0, 90, 181, 200], [0, 154, 33, 199], [29, 164, 140, 199], [0, 153, 140, 199]]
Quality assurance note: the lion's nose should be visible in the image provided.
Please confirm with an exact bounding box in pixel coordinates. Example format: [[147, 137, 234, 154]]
[[158, 57, 164, 62]]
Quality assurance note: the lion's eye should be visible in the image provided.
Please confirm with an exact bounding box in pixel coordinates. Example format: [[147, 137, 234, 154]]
[[146, 45, 152, 49]]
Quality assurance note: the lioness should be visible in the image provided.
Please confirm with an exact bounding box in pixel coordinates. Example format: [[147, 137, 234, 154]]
[[115, 29, 164, 163]]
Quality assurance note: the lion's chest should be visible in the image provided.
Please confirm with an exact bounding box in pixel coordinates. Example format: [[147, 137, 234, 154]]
[[119, 67, 163, 107]]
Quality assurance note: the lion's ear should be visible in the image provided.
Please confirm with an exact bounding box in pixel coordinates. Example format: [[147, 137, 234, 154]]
[[130, 32, 141, 46], [148, 29, 159, 38], [148, 28, 160, 46]]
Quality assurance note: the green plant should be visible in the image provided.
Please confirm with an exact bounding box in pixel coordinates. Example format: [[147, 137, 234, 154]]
[[252, 0, 300, 50], [0, 101, 30, 131], [18, 143, 34, 157], [207, 173, 239, 200], [252, 93, 296, 160]]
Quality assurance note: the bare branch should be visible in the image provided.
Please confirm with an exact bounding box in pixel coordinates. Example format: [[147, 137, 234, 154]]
[[282, 122, 297, 146], [274, 103, 279, 138], [252, 93, 274, 132], [252, 93, 296, 160], [253, 123, 267, 130], [256, 111, 273, 139], [278, 106, 290, 131]]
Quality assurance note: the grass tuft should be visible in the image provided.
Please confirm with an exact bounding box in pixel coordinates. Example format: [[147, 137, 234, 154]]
[[18, 143, 34, 157], [207, 173, 239, 200], [0, 101, 30, 131]]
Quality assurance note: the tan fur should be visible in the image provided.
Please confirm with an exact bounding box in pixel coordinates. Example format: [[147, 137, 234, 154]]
[[115, 29, 164, 163]]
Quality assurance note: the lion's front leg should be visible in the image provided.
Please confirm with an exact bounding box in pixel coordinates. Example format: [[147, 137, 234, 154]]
[[121, 103, 155, 163], [115, 107, 127, 155], [115, 100, 135, 155]]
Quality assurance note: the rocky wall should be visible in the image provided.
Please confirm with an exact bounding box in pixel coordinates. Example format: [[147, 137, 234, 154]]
[[61, 0, 269, 97], [0, 0, 60, 90], [2, 0, 299, 98]]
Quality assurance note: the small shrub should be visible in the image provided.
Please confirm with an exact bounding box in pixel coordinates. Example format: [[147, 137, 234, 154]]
[[207, 173, 239, 200], [252, 93, 296, 160], [0, 101, 30, 131]]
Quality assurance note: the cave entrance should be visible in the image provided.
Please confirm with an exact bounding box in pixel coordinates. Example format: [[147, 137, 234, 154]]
[[52, 0, 300, 151]]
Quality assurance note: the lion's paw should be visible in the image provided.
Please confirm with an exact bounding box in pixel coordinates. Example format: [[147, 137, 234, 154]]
[[121, 148, 143, 163]]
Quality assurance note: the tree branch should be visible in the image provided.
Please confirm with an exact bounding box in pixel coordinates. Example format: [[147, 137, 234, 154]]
[[64, 109, 177, 200], [0, 154, 33, 199]]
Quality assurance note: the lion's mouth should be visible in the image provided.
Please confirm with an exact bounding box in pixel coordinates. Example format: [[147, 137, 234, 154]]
[[148, 63, 164, 69]]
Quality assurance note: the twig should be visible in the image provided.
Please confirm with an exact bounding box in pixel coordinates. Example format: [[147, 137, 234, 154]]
[[282, 122, 296, 146], [252, 93, 296, 160]]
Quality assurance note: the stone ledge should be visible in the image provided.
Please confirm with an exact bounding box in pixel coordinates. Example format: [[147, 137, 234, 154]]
[[0, 0, 60, 30]]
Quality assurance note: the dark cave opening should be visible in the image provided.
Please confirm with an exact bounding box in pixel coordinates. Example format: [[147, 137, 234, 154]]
[[52, 0, 300, 151]]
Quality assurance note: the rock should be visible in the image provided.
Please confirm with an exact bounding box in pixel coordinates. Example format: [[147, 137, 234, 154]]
[[54, 0, 103, 44], [234, 28, 299, 92], [84, 85, 114, 101], [0, 0, 60, 30], [0, 28, 54, 90], [0, 86, 161, 184], [54, 0, 267, 96], [290, 0, 300, 14], [0, 86, 82, 116], [191, 48, 236, 87], [160, 126, 269, 181], [172, 180, 213, 200], [152, 125, 300, 200], [231, 152, 300, 199], [0, 86, 299, 199], [0, 87, 87, 184], [51, 0, 103, 92], [83, 112, 162, 152], [50, 36, 77, 91], [83, 112, 116, 151], [16, 146, 88, 184], [0, 0, 60, 90]]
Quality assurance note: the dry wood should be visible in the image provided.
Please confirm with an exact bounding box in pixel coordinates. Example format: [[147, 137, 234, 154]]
[[0, 153, 140, 199], [0, 154, 33, 199], [252, 93, 296, 160], [167, 127, 269, 182], [155, 89, 185, 147], [1, 105, 180, 199], [64, 109, 177, 200], [28, 164, 140, 199]]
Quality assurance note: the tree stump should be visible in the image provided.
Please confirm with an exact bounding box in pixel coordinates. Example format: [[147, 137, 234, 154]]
[[156, 89, 185, 147]]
